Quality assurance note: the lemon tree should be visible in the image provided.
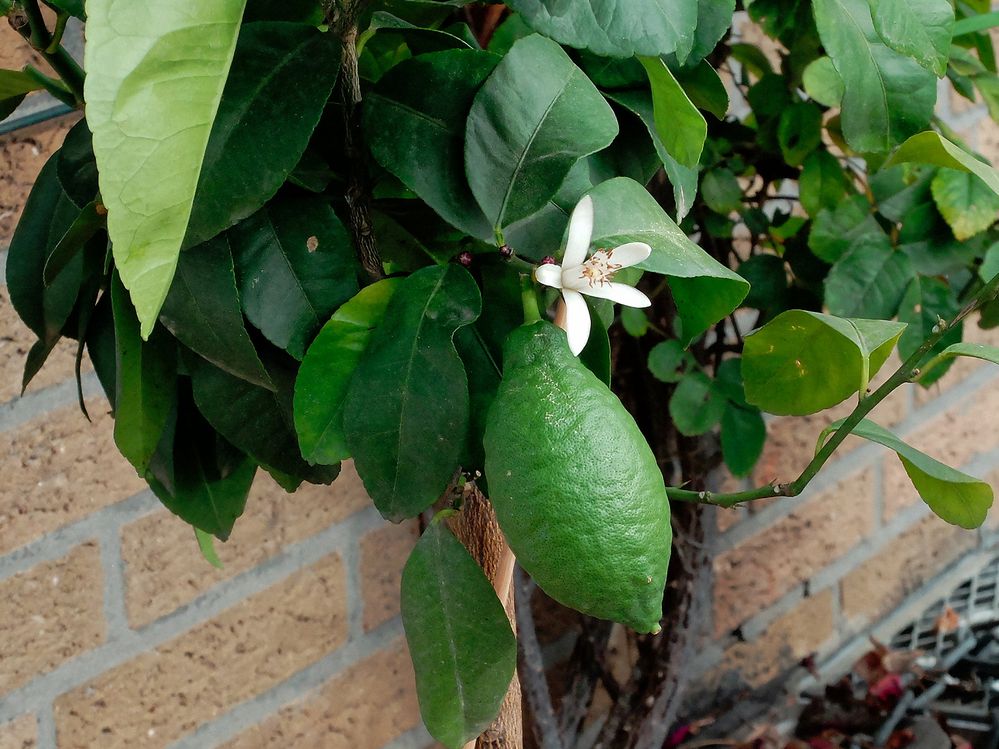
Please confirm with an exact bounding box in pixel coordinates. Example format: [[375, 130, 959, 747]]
[[5, 0, 999, 746]]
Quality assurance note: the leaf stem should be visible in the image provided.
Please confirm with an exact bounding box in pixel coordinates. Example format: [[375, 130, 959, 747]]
[[668, 273, 999, 508], [22, 63, 75, 107], [17, 0, 84, 104], [520, 273, 542, 325]]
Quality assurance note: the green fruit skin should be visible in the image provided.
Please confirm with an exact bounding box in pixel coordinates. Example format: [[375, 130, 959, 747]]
[[484, 321, 672, 633]]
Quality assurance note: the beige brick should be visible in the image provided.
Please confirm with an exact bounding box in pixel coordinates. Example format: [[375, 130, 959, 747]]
[[359, 519, 419, 632], [0, 402, 146, 556], [54, 553, 348, 749], [0, 543, 104, 696], [220, 639, 420, 749], [884, 382, 999, 520], [122, 463, 370, 629], [842, 515, 976, 622], [0, 288, 82, 404], [720, 589, 834, 688], [713, 470, 875, 635], [1, 115, 80, 244], [0, 23, 46, 78], [715, 506, 743, 533], [0, 714, 36, 749]]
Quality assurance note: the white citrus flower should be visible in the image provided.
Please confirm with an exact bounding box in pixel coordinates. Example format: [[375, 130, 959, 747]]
[[534, 195, 652, 355]]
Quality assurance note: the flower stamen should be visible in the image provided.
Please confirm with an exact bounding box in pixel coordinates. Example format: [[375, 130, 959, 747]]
[[579, 249, 622, 288]]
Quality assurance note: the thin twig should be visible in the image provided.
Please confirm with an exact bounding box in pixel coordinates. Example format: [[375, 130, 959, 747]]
[[515, 568, 564, 749]]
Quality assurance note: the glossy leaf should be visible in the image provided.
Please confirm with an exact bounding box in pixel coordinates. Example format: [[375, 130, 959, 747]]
[[808, 195, 885, 263], [465, 34, 618, 230], [185, 22, 341, 246], [343, 265, 481, 522], [931, 168, 999, 241], [669, 371, 726, 436], [401, 521, 516, 749], [812, 0, 936, 152], [84, 0, 247, 337], [0, 69, 43, 102], [57, 119, 99, 209], [42, 201, 105, 287], [823, 419, 992, 528], [584, 178, 749, 344], [868, 0, 954, 77], [364, 49, 498, 239], [648, 340, 690, 383], [111, 276, 177, 474], [159, 236, 273, 389], [743, 310, 906, 415], [721, 404, 766, 477], [229, 195, 360, 360], [802, 56, 844, 107], [885, 131, 999, 198], [294, 279, 402, 466], [504, 0, 698, 58], [639, 57, 707, 169], [187, 354, 340, 484], [686, 0, 737, 64], [919, 342, 999, 383], [800, 151, 850, 216]]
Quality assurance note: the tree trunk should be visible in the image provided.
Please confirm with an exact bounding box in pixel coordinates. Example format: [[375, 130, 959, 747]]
[[450, 487, 524, 749]]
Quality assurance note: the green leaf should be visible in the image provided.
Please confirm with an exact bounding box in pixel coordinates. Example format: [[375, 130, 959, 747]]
[[808, 194, 885, 263], [187, 353, 339, 484], [931, 168, 999, 241], [674, 60, 729, 119], [367, 11, 474, 54], [465, 34, 618, 230], [647, 340, 690, 383], [503, 0, 698, 58], [42, 201, 105, 287], [343, 265, 481, 522], [0, 69, 44, 100], [743, 310, 906, 415], [721, 404, 766, 477], [294, 279, 402, 466], [365, 49, 499, 239], [146, 395, 256, 541], [184, 22, 341, 246], [585, 178, 749, 344], [669, 371, 727, 436], [84, 0, 248, 337], [885, 131, 999, 198], [195, 528, 224, 569], [812, 0, 936, 152], [111, 275, 177, 474], [45, 0, 85, 19], [401, 521, 516, 749], [824, 235, 914, 319], [867, 0, 954, 77], [605, 90, 699, 221], [897, 275, 962, 386], [56, 119, 100, 210], [954, 11, 999, 36], [638, 57, 707, 169], [778, 102, 823, 166], [685, 0, 737, 64], [229, 195, 360, 360], [982, 242, 999, 281], [802, 56, 844, 107], [701, 168, 743, 214], [159, 236, 273, 389], [919, 341, 999, 383], [800, 151, 851, 217], [824, 419, 992, 528], [620, 306, 649, 337]]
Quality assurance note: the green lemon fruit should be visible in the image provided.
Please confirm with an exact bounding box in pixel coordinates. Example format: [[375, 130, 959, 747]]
[[484, 321, 672, 633]]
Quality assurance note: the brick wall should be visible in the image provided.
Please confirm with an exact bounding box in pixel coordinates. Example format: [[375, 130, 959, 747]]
[[3, 18, 999, 749]]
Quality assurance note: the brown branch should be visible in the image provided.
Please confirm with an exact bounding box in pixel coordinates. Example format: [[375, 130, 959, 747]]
[[515, 568, 565, 749]]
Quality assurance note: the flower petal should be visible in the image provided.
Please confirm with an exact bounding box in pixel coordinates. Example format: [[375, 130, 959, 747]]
[[563, 195, 593, 268], [561, 289, 591, 356], [610, 241, 652, 268], [534, 263, 563, 289], [580, 282, 652, 308]]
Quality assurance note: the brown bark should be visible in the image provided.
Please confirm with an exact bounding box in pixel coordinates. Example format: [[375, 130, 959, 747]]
[[449, 486, 524, 749]]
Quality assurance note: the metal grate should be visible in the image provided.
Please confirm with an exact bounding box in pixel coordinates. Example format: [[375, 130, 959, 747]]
[[891, 555, 999, 658]]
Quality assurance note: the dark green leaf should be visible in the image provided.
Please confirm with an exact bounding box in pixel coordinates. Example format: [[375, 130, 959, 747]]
[[620, 307, 650, 337], [585, 178, 749, 343], [56, 119, 99, 209], [674, 60, 729, 119], [824, 236, 914, 318], [229, 195, 360, 360], [42, 200, 105, 287], [868, 0, 954, 77], [808, 194, 885, 263], [778, 102, 823, 166], [111, 275, 177, 473], [647, 339, 689, 383], [897, 275, 962, 386], [184, 23, 341, 246], [802, 56, 844, 107], [503, 0, 699, 58], [701, 168, 742, 214], [44, 0, 85, 18], [685, 0, 736, 64], [886, 131, 999, 198], [721, 404, 766, 477], [160, 236, 273, 389], [294, 279, 402, 465], [401, 521, 516, 749], [812, 0, 936, 152], [364, 49, 499, 238], [343, 265, 481, 521], [669, 371, 726, 436], [823, 419, 992, 528], [465, 34, 618, 230]]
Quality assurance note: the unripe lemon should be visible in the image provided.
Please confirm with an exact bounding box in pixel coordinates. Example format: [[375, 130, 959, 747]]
[[484, 321, 672, 633]]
